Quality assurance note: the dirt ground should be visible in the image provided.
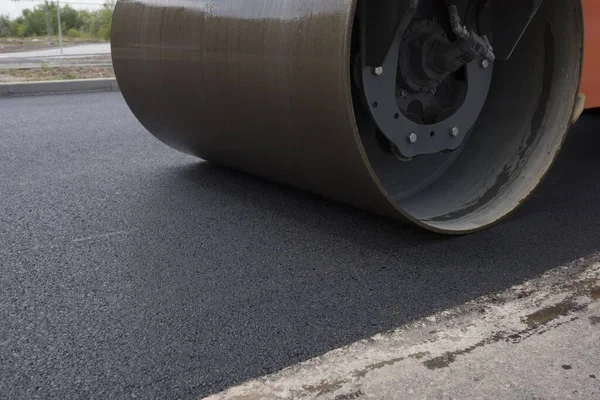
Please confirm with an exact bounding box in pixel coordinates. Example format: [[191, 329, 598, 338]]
[[0, 37, 106, 54], [0, 66, 115, 82]]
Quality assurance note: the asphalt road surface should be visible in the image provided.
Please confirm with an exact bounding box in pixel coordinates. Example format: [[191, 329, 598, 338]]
[[1, 92, 599, 399], [0, 43, 111, 59], [0, 43, 112, 69]]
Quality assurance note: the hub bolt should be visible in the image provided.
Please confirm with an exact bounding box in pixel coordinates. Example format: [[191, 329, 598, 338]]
[[373, 66, 384, 76], [400, 89, 407, 97], [408, 133, 418, 143], [480, 59, 490, 69], [451, 127, 459, 137]]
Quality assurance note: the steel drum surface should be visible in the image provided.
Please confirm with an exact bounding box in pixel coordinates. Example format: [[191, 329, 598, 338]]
[[112, 0, 583, 234], [111, 0, 404, 220]]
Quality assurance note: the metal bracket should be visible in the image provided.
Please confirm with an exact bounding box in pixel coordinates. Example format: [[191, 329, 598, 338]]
[[360, 2, 493, 159]]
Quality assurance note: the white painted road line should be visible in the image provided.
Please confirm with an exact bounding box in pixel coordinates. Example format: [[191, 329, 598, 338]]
[[206, 257, 600, 400]]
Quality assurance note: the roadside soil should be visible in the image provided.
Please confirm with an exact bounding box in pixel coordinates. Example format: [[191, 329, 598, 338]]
[[0, 66, 115, 82]]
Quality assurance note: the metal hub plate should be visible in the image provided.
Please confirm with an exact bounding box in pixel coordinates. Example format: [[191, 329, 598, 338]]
[[361, 20, 494, 159]]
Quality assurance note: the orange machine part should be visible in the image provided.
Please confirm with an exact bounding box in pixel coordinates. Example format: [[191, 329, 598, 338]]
[[583, 0, 600, 108]]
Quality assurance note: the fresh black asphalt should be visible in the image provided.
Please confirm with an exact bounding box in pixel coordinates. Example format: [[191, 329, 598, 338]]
[[1, 92, 599, 399]]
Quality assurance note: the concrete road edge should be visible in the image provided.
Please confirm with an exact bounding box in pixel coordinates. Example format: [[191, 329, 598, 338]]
[[0, 78, 119, 97]]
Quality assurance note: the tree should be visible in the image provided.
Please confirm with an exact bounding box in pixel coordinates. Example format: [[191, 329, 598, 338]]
[[0, 15, 11, 37], [97, 2, 113, 40], [4, 1, 115, 40], [60, 5, 81, 32], [21, 7, 47, 36]]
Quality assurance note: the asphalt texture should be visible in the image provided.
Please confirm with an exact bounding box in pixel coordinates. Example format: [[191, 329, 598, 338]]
[[1, 92, 599, 399]]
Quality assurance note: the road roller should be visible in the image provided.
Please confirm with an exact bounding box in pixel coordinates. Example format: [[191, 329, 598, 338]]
[[111, 0, 588, 234], [582, 0, 600, 109]]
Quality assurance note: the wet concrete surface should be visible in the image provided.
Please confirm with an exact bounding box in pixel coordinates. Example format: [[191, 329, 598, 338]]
[[0, 92, 599, 399]]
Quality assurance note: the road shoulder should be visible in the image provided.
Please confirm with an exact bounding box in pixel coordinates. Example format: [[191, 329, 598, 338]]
[[206, 256, 600, 400]]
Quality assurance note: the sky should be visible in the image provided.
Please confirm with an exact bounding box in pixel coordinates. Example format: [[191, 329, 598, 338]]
[[0, 0, 105, 19]]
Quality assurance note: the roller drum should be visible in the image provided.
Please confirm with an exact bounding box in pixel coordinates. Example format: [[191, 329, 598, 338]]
[[111, 0, 583, 234]]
